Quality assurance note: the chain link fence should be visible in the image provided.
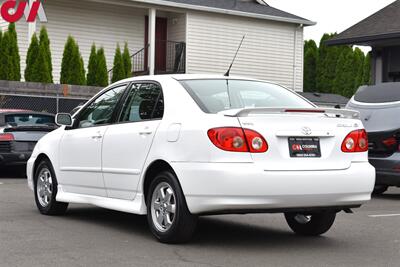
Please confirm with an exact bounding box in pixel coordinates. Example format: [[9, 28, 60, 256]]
[[0, 93, 89, 114]]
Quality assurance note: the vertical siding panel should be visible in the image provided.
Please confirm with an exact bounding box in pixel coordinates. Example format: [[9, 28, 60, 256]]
[[186, 11, 304, 91], [36, 0, 146, 83]]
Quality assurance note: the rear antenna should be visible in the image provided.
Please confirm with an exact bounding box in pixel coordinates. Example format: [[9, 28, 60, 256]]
[[224, 35, 246, 77]]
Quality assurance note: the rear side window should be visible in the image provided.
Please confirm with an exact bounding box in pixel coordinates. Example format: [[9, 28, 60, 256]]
[[5, 114, 55, 126], [180, 79, 313, 113], [119, 83, 164, 122], [355, 83, 400, 103]]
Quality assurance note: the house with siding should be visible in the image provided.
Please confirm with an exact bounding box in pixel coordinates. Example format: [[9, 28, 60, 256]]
[[1, 0, 314, 91]]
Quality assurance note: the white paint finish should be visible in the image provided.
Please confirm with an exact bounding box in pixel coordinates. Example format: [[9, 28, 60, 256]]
[[27, 74, 375, 216], [167, 123, 182, 142], [58, 126, 108, 197], [102, 120, 161, 200], [185, 11, 304, 91], [368, 214, 400, 218], [34, 0, 146, 83]]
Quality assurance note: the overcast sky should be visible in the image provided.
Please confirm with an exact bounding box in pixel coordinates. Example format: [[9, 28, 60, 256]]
[[267, 0, 395, 47]]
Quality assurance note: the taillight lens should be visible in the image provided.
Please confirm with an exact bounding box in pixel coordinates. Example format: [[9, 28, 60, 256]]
[[341, 129, 368, 153], [0, 133, 14, 141], [243, 129, 268, 153], [382, 137, 398, 148], [207, 127, 268, 153]]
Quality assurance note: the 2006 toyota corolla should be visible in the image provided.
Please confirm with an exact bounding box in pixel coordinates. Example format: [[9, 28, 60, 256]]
[[27, 74, 375, 243]]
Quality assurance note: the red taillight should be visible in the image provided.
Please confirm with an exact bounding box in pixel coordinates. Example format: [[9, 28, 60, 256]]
[[243, 129, 268, 153], [207, 127, 268, 153], [382, 137, 398, 148], [0, 133, 14, 141], [341, 129, 368, 153]]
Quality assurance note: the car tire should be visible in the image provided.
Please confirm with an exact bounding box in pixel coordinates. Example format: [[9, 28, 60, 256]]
[[372, 185, 388, 195], [146, 171, 197, 243], [34, 159, 68, 216], [284, 211, 336, 236]]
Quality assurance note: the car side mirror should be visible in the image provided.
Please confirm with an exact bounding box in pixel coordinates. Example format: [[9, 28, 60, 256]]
[[55, 113, 73, 127]]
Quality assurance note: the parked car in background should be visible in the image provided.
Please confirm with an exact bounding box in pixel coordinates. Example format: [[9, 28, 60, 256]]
[[347, 83, 400, 194], [299, 92, 349, 109], [0, 110, 56, 168], [27, 75, 374, 243]]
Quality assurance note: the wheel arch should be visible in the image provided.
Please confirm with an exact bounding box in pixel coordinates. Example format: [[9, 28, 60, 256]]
[[142, 159, 180, 202], [33, 153, 52, 179]]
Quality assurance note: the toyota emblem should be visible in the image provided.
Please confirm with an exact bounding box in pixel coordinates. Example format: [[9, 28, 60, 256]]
[[302, 127, 312, 136]]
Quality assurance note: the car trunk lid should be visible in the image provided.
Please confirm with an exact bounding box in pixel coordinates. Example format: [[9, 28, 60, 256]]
[[221, 108, 362, 171]]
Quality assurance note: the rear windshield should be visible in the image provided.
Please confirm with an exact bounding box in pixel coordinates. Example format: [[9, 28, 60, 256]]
[[354, 83, 400, 103], [5, 114, 55, 126], [180, 79, 313, 113]]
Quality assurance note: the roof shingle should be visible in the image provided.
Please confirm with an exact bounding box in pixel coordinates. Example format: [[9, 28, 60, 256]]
[[326, 0, 400, 46]]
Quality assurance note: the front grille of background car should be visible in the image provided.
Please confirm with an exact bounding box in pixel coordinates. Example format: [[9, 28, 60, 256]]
[[0, 141, 12, 153]]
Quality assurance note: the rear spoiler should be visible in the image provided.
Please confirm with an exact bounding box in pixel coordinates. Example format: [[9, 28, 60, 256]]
[[221, 108, 360, 119]]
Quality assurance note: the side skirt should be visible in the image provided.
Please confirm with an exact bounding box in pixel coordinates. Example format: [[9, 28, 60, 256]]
[[56, 186, 147, 215]]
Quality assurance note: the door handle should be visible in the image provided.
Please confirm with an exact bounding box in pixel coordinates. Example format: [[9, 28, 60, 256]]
[[139, 131, 153, 135], [91, 131, 103, 139]]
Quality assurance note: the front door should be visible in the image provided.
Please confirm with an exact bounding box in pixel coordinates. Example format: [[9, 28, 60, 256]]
[[145, 17, 168, 73], [102, 82, 164, 200], [58, 85, 127, 197]]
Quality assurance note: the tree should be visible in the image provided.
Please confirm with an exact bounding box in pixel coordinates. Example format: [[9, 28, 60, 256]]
[[39, 26, 53, 82], [7, 23, 21, 81], [303, 40, 318, 92], [60, 36, 86, 85], [316, 33, 340, 93], [86, 44, 98, 86], [33, 42, 52, 83], [111, 44, 125, 83], [362, 52, 372, 85], [96, 47, 108, 87], [334, 48, 357, 97], [353, 47, 365, 90], [0, 32, 10, 80], [25, 34, 40, 82], [122, 42, 132, 78]]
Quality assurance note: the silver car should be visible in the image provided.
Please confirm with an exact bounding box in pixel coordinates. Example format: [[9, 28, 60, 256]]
[[347, 83, 400, 194]]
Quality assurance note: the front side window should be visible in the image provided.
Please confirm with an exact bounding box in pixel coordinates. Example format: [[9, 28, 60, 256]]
[[78, 85, 126, 128], [180, 79, 313, 113], [119, 83, 164, 123]]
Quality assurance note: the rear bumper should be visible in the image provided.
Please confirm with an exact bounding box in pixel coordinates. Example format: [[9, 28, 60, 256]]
[[172, 161, 375, 214], [369, 153, 400, 186], [0, 152, 31, 166]]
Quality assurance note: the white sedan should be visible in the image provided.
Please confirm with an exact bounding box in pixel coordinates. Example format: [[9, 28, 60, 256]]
[[27, 74, 375, 243]]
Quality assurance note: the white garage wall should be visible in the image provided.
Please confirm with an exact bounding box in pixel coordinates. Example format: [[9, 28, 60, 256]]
[[186, 11, 304, 91], [33, 0, 147, 84]]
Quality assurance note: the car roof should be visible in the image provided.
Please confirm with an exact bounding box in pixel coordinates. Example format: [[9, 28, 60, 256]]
[[116, 74, 279, 86], [0, 109, 54, 116]]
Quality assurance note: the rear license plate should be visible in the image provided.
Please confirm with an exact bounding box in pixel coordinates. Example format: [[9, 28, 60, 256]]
[[288, 137, 321, 158]]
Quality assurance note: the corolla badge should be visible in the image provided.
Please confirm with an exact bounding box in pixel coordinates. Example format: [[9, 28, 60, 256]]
[[302, 127, 312, 136]]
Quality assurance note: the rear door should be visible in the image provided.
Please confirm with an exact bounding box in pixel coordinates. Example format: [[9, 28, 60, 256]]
[[102, 82, 164, 200], [58, 84, 127, 197]]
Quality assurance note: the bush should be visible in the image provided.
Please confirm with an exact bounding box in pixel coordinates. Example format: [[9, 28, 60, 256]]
[[0, 32, 10, 80], [111, 44, 125, 83], [60, 36, 86, 85], [96, 47, 108, 87], [86, 43, 97, 86], [122, 42, 132, 78], [7, 23, 21, 81], [39, 27, 53, 82], [25, 34, 40, 81]]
